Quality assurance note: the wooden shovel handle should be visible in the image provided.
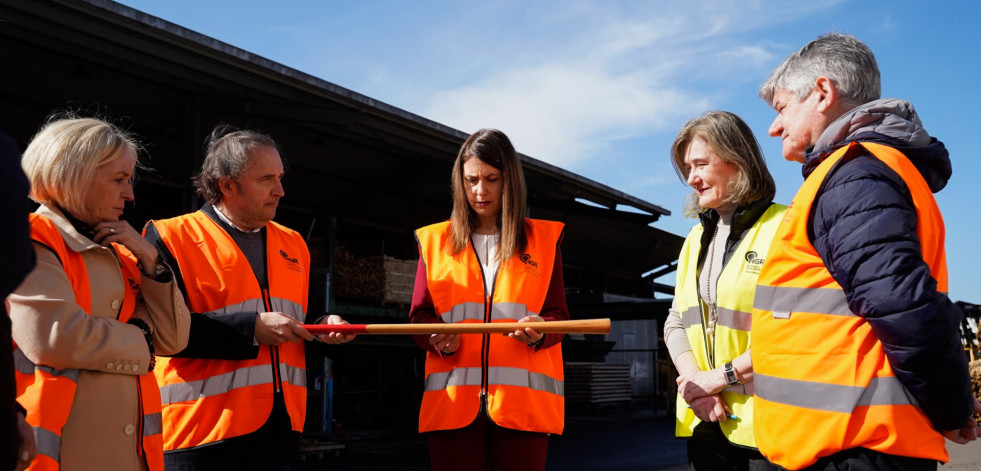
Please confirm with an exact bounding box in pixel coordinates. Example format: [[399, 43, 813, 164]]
[[303, 318, 610, 335]]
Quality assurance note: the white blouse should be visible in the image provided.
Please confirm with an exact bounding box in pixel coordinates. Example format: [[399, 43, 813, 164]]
[[471, 233, 500, 294]]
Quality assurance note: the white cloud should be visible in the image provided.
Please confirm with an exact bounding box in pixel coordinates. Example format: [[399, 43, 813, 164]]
[[414, 2, 824, 168], [423, 63, 709, 167]]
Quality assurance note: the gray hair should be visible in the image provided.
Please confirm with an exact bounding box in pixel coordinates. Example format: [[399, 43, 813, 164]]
[[193, 124, 280, 204], [759, 33, 880, 109], [22, 115, 140, 223]]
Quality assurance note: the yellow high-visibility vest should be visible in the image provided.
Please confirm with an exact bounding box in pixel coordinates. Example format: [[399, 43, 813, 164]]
[[673, 203, 785, 448]]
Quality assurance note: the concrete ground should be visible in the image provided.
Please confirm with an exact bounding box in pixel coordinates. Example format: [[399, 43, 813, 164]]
[[946, 437, 981, 471], [296, 403, 685, 471], [297, 404, 981, 470]]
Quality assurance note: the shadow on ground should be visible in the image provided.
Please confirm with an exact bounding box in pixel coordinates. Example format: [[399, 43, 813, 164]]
[[296, 401, 687, 471]]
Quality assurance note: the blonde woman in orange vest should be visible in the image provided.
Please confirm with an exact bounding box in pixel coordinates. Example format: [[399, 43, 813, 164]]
[[9, 115, 191, 471], [409, 129, 568, 471], [663, 111, 784, 471], [753, 33, 980, 470]]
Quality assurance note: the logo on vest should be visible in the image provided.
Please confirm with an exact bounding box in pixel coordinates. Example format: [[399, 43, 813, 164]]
[[744, 251, 765, 275], [280, 250, 302, 272], [127, 278, 141, 298], [519, 253, 540, 278], [519, 254, 538, 268]]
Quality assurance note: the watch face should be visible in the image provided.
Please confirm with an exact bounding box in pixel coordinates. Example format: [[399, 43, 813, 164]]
[[725, 363, 738, 386]]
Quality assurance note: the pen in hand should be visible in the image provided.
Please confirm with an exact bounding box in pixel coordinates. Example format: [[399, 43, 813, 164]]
[[686, 404, 738, 420]]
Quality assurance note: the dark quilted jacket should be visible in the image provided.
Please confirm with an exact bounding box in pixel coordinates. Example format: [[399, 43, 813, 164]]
[[803, 98, 973, 432]]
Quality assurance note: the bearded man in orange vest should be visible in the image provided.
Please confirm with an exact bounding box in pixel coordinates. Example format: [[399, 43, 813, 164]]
[[751, 33, 980, 470], [143, 125, 354, 471]]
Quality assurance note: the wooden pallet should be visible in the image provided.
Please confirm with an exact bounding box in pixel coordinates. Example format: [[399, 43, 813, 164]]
[[300, 440, 345, 460], [565, 362, 632, 404]]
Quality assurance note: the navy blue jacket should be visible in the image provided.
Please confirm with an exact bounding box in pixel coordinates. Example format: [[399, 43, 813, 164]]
[[1, 131, 36, 471], [804, 100, 972, 432]]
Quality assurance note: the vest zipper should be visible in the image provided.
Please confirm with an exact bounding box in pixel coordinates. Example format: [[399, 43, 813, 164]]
[[135, 376, 149, 467], [263, 288, 283, 393], [119, 248, 149, 468], [471, 238, 498, 411], [696, 273, 715, 369]]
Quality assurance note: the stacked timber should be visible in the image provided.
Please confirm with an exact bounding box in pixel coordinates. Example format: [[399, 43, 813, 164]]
[[971, 360, 981, 423], [381, 256, 417, 305], [334, 245, 384, 300], [973, 323, 980, 417], [308, 237, 326, 270], [971, 360, 980, 402], [565, 362, 632, 405], [333, 246, 417, 305]]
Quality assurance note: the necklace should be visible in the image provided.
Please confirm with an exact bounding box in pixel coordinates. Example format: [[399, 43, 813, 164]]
[[704, 224, 720, 339]]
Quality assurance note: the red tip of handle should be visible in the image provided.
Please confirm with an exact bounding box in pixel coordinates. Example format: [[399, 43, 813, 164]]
[[303, 324, 368, 334]]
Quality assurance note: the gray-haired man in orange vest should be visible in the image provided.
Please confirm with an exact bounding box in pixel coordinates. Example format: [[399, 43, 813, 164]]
[[144, 125, 353, 471], [750, 32, 979, 470]]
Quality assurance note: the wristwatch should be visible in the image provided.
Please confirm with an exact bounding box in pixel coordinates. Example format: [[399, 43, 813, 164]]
[[139, 256, 171, 282], [723, 362, 739, 386]]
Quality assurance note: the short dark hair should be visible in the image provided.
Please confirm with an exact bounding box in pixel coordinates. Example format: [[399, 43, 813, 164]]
[[193, 124, 280, 204]]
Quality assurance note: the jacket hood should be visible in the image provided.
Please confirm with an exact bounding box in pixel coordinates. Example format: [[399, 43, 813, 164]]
[[804, 98, 951, 192]]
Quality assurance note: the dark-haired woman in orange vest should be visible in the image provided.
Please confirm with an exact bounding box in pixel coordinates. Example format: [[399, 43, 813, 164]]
[[9, 116, 190, 471], [409, 129, 569, 471]]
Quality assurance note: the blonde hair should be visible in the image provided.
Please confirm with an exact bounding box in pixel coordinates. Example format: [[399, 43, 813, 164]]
[[21, 116, 139, 222], [670, 111, 775, 218], [449, 129, 527, 262]]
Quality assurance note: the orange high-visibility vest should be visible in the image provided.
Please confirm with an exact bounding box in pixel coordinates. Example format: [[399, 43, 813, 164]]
[[16, 214, 164, 471], [148, 211, 309, 451], [415, 219, 565, 434], [752, 142, 949, 469]]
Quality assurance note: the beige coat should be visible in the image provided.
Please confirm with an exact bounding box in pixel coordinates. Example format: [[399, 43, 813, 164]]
[[9, 205, 190, 471]]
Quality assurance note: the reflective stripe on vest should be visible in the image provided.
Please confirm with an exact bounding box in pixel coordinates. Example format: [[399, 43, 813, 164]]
[[754, 375, 915, 412], [679, 305, 753, 331], [415, 219, 566, 434], [160, 363, 307, 405], [751, 142, 948, 469], [424, 366, 564, 396], [18, 213, 164, 471], [213, 297, 305, 322], [148, 211, 309, 450], [440, 301, 539, 323], [35, 427, 61, 464], [13, 349, 80, 382], [755, 285, 952, 319], [671, 204, 785, 448], [754, 285, 852, 317]]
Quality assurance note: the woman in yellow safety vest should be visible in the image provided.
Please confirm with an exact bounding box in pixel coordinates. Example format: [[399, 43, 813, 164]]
[[663, 111, 783, 470], [9, 116, 190, 471], [409, 129, 569, 471]]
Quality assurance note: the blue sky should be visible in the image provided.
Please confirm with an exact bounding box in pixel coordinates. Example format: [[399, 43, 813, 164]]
[[117, 0, 981, 302]]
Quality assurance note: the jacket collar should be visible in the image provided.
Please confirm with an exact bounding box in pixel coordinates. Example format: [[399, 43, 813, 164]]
[[698, 198, 773, 237], [696, 198, 774, 268], [802, 98, 951, 192], [36, 204, 102, 253]]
